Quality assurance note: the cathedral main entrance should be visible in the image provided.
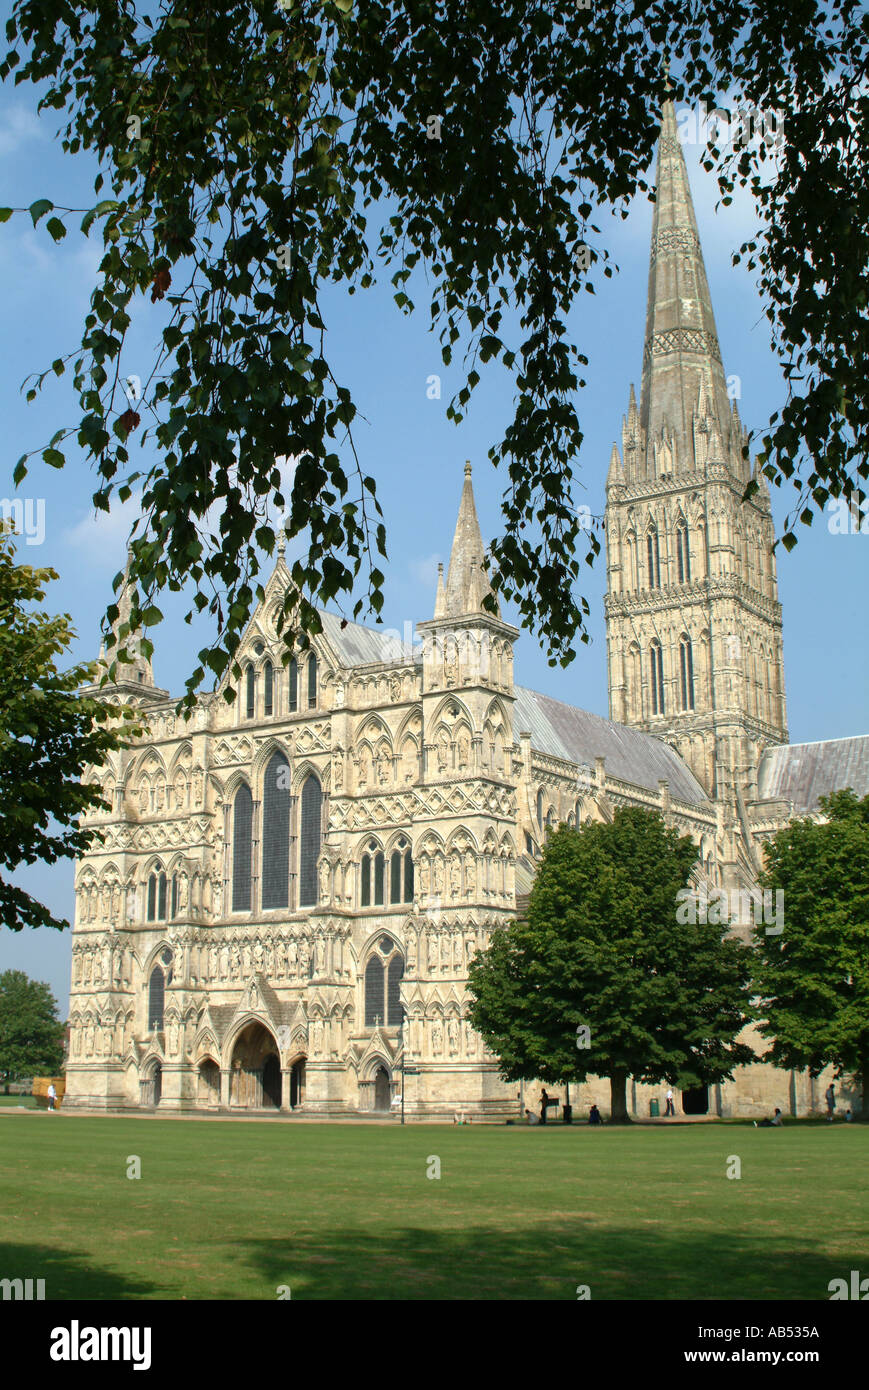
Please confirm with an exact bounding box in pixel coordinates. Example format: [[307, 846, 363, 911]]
[[229, 1022, 280, 1109]]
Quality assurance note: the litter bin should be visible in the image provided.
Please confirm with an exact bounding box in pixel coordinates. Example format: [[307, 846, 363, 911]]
[[650, 1098, 660, 1118], [562, 1104, 573, 1125]]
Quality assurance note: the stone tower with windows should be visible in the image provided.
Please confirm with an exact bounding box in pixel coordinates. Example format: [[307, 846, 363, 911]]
[[604, 101, 788, 803]]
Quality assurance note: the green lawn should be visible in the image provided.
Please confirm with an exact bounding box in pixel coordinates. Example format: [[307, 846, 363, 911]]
[[0, 1116, 866, 1300]]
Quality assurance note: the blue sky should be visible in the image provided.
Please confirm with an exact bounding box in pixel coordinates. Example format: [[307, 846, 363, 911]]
[[1, 82, 866, 1019]]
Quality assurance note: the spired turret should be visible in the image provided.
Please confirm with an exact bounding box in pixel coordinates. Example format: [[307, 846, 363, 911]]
[[85, 547, 168, 706]]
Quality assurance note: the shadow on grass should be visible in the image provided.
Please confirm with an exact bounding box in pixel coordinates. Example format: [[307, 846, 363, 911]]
[[238, 1220, 849, 1301], [0, 1242, 161, 1301]]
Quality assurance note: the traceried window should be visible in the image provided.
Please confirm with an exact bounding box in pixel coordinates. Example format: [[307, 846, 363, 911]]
[[245, 664, 255, 719], [364, 936, 404, 1027], [647, 525, 661, 589], [679, 635, 695, 711], [360, 841, 385, 908], [389, 838, 414, 905], [264, 661, 274, 717], [232, 784, 253, 912], [288, 657, 298, 713], [298, 774, 322, 907], [262, 753, 290, 910], [307, 652, 318, 709], [676, 521, 691, 584], [650, 640, 665, 716]]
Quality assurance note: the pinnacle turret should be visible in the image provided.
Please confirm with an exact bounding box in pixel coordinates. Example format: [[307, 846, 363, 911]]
[[440, 462, 500, 619]]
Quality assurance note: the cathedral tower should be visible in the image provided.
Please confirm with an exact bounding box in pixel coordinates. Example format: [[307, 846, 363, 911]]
[[604, 101, 787, 800]]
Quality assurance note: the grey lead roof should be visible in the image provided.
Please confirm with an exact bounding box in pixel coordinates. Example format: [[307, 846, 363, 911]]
[[757, 737, 869, 814], [317, 609, 418, 669], [513, 685, 710, 806]]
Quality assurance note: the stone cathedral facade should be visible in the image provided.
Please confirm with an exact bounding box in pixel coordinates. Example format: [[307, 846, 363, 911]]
[[65, 103, 868, 1119]]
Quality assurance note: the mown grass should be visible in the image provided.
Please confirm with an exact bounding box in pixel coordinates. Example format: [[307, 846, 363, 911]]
[[0, 1115, 865, 1300]]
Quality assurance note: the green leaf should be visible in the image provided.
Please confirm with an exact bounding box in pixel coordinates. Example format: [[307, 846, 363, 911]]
[[28, 199, 53, 227], [0, 208, 13, 223], [45, 216, 67, 243]]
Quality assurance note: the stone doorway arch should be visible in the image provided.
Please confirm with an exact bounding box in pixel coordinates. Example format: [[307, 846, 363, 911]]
[[198, 1058, 220, 1107], [140, 1060, 162, 1108], [229, 1021, 280, 1109], [373, 1064, 391, 1112]]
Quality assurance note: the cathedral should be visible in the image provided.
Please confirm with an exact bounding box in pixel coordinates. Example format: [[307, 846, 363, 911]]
[[65, 103, 868, 1120]]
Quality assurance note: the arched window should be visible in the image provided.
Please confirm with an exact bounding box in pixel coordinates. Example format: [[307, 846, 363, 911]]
[[264, 661, 274, 717], [360, 841, 385, 907], [307, 652, 318, 709], [148, 966, 164, 1031], [389, 837, 414, 905], [676, 521, 691, 583], [679, 636, 695, 711], [298, 774, 322, 907], [232, 784, 253, 912], [171, 874, 178, 918], [147, 868, 167, 922], [647, 524, 661, 589], [245, 664, 255, 719], [262, 752, 290, 910], [288, 656, 298, 713], [650, 640, 665, 715], [544, 809, 554, 840], [364, 956, 384, 1027], [365, 937, 404, 1027], [536, 789, 544, 826]]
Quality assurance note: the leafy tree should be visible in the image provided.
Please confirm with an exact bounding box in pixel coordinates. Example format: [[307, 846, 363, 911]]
[[0, 528, 136, 931], [753, 789, 869, 1116], [468, 811, 755, 1120], [2, 1, 867, 703], [0, 969, 65, 1084]]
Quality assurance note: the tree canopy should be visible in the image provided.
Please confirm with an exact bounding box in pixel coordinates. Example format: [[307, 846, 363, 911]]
[[753, 789, 869, 1114], [0, 969, 65, 1081], [0, 528, 136, 931], [467, 811, 755, 1120], [2, 1, 867, 704]]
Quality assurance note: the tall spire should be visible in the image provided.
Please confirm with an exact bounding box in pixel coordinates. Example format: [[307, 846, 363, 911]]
[[640, 100, 732, 471], [101, 547, 155, 690], [441, 462, 500, 619]]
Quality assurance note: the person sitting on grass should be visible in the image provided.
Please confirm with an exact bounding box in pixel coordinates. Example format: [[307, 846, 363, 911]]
[[525, 1108, 540, 1125], [757, 1108, 783, 1127]]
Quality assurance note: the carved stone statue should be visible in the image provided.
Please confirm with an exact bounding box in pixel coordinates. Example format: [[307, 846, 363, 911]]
[[448, 1017, 459, 1054], [432, 1018, 443, 1053]]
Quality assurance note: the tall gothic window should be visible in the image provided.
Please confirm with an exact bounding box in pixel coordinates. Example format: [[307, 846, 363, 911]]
[[171, 874, 179, 918], [389, 838, 414, 905], [264, 661, 274, 717], [679, 636, 695, 711], [147, 867, 167, 922], [365, 937, 404, 1027], [647, 525, 661, 589], [148, 966, 165, 1031], [650, 640, 665, 715], [536, 789, 544, 826], [298, 774, 322, 907], [676, 521, 691, 583], [245, 664, 255, 719], [262, 753, 290, 910], [232, 784, 253, 912], [307, 652, 318, 709], [361, 841, 385, 907], [288, 657, 298, 713]]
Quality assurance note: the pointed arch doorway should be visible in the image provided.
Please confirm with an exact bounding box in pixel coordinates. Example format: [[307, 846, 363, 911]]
[[373, 1065, 391, 1112]]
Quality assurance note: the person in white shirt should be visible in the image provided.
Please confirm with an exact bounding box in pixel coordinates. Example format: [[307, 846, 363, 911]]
[[47, 1083, 57, 1111], [665, 1087, 675, 1117]]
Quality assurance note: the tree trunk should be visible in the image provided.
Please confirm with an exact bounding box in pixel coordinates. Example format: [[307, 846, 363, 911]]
[[609, 1069, 631, 1123]]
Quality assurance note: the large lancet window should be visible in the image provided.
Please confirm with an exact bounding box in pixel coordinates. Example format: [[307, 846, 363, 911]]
[[245, 664, 255, 719], [264, 661, 274, 717], [262, 753, 290, 910], [364, 936, 404, 1027], [679, 636, 695, 712], [647, 525, 661, 589], [147, 966, 165, 1031], [232, 784, 253, 912], [147, 867, 168, 922], [288, 657, 298, 713], [307, 652, 318, 709], [650, 640, 665, 716], [298, 774, 322, 907]]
